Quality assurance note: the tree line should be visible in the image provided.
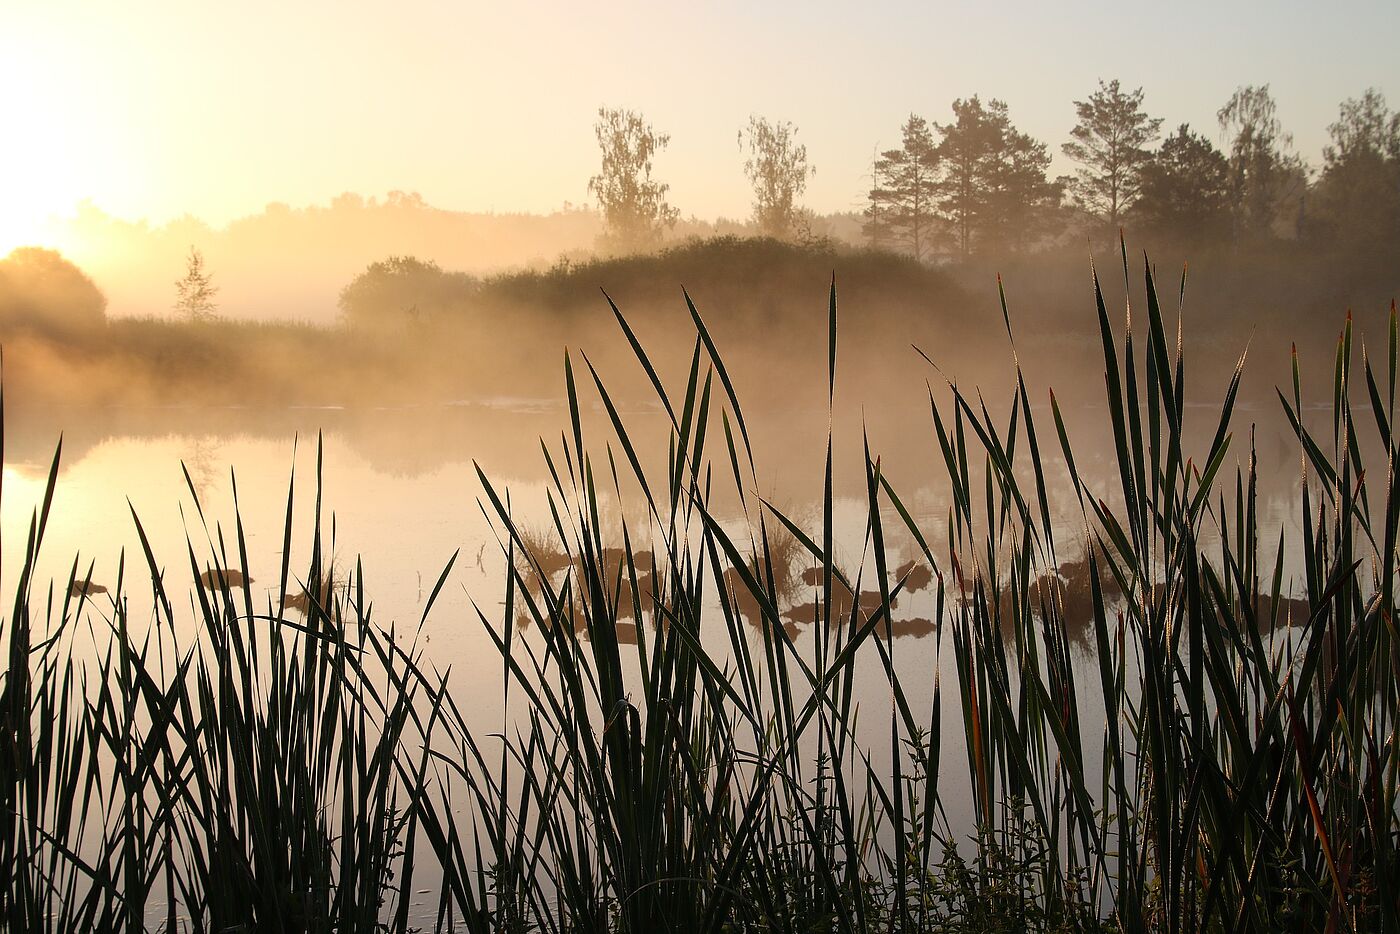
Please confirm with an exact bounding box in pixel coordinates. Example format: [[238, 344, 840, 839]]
[[591, 83, 1400, 257]]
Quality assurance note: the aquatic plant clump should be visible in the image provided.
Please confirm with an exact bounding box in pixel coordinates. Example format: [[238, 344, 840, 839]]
[[2, 255, 1397, 932]]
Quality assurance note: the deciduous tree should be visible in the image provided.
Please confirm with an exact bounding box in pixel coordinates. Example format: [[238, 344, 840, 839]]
[[338, 256, 477, 329], [588, 108, 680, 253], [0, 247, 106, 335], [174, 246, 218, 323], [739, 115, 814, 239], [1311, 89, 1400, 244], [1218, 85, 1308, 239]]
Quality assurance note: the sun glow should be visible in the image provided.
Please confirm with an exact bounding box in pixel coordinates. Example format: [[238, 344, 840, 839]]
[[0, 43, 116, 257]]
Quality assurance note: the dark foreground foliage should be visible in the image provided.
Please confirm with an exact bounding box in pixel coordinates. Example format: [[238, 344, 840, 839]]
[[2, 252, 1398, 932]]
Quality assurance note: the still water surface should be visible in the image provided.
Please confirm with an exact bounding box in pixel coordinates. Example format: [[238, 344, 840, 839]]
[[0, 392, 1322, 926]]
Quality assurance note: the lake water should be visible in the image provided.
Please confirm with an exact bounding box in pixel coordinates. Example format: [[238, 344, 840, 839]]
[[3, 384, 1326, 725], [1, 383, 1333, 927]]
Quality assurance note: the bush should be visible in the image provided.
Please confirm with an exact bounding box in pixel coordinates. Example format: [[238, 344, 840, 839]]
[[0, 248, 106, 337], [338, 255, 479, 329]]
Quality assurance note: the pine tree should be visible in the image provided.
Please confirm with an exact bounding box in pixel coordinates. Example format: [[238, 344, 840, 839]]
[[1135, 124, 1233, 244], [866, 115, 941, 260], [983, 117, 1062, 252], [862, 148, 892, 249], [937, 97, 1061, 255], [1062, 79, 1163, 227]]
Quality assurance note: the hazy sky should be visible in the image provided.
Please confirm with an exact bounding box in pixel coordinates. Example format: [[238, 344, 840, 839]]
[[1, 0, 1395, 251]]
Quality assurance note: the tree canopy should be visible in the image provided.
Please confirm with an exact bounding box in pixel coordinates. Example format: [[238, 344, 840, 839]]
[[1310, 89, 1400, 245], [1062, 79, 1163, 227], [0, 247, 107, 336], [867, 115, 942, 260], [740, 115, 814, 240], [338, 256, 479, 329], [1134, 124, 1233, 245], [1218, 85, 1308, 239], [937, 97, 1061, 255], [588, 108, 680, 253], [863, 99, 1061, 260], [174, 246, 219, 322]]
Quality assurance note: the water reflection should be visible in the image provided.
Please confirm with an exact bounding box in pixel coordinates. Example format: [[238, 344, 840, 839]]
[[484, 508, 1322, 654], [2, 392, 1327, 670], [196, 567, 253, 590], [68, 578, 109, 599]]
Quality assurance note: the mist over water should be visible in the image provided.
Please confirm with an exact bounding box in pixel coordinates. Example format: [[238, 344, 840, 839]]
[[3, 219, 1390, 666], [2, 38, 1397, 926]]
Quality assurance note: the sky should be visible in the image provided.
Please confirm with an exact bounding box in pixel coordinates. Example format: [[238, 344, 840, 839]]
[[0, 0, 1395, 253]]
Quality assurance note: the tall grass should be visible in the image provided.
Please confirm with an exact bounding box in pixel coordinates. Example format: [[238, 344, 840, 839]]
[[2, 250, 1397, 931], [0, 430, 452, 932]]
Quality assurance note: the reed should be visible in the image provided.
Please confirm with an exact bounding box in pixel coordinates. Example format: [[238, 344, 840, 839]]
[[2, 249, 1396, 931]]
